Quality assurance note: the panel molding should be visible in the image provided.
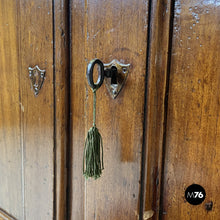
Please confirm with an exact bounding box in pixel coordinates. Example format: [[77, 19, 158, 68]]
[[141, 0, 174, 219], [53, 0, 70, 219], [0, 208, 17, 220]]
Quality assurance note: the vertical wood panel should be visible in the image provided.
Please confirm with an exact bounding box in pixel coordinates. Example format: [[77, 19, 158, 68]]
[[19, 0, 54, 219], [142, 0, 173, 219], [54, 0, 69, 219], [0, 1, 23, 219], [0, 0, 68, 219], [69, 1, 86, 218], [70, 0, 149, 219], [162, 0, 220, 219]]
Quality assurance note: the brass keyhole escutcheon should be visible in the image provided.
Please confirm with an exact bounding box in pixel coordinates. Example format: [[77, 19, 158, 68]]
[[86, 59, 130, 99], [28, 65, 46, 96]]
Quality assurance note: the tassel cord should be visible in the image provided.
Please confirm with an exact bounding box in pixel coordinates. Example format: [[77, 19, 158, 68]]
[[92, 88, 96, 127], [83, 87, 104, 179]]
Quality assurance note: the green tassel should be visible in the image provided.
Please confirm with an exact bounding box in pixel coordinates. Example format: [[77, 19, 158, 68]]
[[83, 89, 104, 179], [83, 126, 104, 179]]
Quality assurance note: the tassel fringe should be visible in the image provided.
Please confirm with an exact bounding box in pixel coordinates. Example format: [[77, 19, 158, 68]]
[[83, 126, 104, 179]]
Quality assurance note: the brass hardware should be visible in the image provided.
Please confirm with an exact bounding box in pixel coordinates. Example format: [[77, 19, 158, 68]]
[[28, 65, 46, 96], [104, 59, 130, 99], [86, 59, 130, 99]]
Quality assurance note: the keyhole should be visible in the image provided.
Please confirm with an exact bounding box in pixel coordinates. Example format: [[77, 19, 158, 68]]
[[111, 66, 117, 85]]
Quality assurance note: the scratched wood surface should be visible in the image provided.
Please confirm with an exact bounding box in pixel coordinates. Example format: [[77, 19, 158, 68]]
[[141, 0, 173, 219], [0, 0, 54, 219], [161, 0, 220, 219], [70, 0, 149, 219]]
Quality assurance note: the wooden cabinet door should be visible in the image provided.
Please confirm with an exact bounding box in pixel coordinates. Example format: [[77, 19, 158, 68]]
[[0, 1, 54, 219], [143, 0, 220, 219], [0, 1, 68, 219], [69, 0, 149, 219], [160, 0, 220, 219], [69, 0, 220, 219], [1, 0, 219, 219]]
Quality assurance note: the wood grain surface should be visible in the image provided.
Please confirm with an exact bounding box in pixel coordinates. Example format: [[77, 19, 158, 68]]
[[69, 0, 149, 219], [0, 0, 54, 219], [0, 1, 22, 218], [54, 0, 69, 219], [141, 0, 173, 219], [19, 1, 54, 219], [1, 0, 219, 219], [161, 0, 220, 219]]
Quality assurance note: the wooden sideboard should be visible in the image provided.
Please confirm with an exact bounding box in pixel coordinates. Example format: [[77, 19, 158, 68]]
[[0, 0, 219, 219]]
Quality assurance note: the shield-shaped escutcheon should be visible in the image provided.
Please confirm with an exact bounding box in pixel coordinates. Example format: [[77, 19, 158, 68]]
[[28, 65, 46, 96], [104, 59, 130, 99]]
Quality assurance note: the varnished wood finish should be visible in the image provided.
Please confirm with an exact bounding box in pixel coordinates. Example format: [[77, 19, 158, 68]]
[[142, 0, 173, 219], [70, 0, 149, 219], [19, 1, 54, 219], [0, 1, 22, 218], [54, 0, 69, 219], [161, 0, 220, 219], [0, 0, 55, 219], [1, 0, 219, 219]]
